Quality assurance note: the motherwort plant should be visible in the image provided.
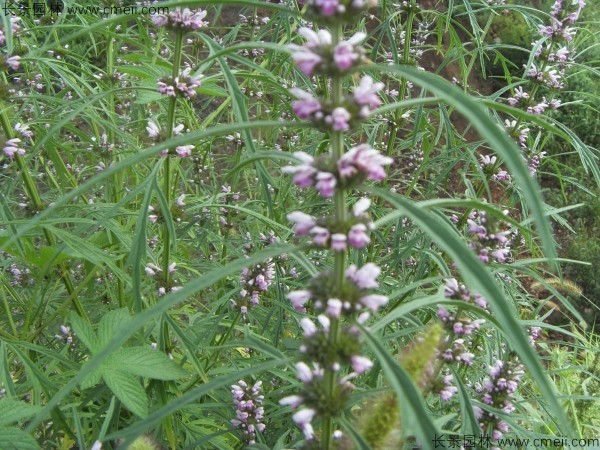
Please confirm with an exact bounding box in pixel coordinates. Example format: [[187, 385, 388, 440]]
[[280, 1, 392, 447]]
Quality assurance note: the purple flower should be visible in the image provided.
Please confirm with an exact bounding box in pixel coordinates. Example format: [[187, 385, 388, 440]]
[[311, 226, 330, 247], [282, 152, 318, 188], [350, 355, 373, 374], [329, 107, 351, 131], [5, 55, 20, 70], [331, 233, 347, 252], [288, 290, 312, 311], [231, 380, 266, 445], [348, 223, 370, 248], [353, 76, 384, 110], [315, 0, 340, 16], [315, 171, 337, 197], [175, 145, 194, 157], [287, 211, 316, 236], [346, 263, 381, 289], [290, 88, 322, 120], [359, 294, 388, 311], [2, 138, 25, 158], [338, 144, 393, 181], [333, 32, 366, 70]]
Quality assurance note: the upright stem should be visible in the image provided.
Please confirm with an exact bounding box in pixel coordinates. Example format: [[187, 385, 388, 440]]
[[162, 32, 184, 286], [322, 22, 345, 450]]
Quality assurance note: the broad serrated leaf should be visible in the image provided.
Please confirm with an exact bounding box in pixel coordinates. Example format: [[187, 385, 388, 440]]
[[0, 400, 42, 427], [80, 366, 103, 390], [70, 313, 97, 353], [109, 347, 187, 380], [97, 309, 130, 350], [103, 370, 148, 418], [0, 427, 41, 450]]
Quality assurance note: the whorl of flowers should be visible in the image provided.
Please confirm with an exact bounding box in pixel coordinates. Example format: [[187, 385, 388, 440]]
[[151, 8, 209, 31], [281, 145, 392, 198], [466, 210, 514, 264], [474, 358, 524, 441], [287, 199, 374, 251], [287, 262, 388, 316], [290, 75, 384, 131], [157, 68, 201, 99], [298, 0, 378, 23], [280, 0, 385, 442], [232, 259, 276, 318], [289, 28, 367, 77], [2, 138, 26, 159], [231, 380, 266, 445]]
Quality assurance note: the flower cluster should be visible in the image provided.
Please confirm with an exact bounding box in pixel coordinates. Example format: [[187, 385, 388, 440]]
[[232, 259, 276, 318], [231, 380, 266, 445], [2, 138, 26, 159], [504, 1, 586, 176], [287, 199, 374, 251], [299, 0, 378, 23], [151, 8, 209, 32], [147, 121, 194, 158], [290, 75, 384, 131], [280, 0, 386, 443], [157, 68, 201, 99], [474, 358, 524, 442], [466, 211, 513, 264], [289, 28, 367, 77], [287, 263, 388, 317], [283, 145, 392, 195]]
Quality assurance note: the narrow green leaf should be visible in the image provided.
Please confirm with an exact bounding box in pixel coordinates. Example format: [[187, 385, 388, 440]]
[[369, 187, 573, 434], [365, 64, 557, 264]]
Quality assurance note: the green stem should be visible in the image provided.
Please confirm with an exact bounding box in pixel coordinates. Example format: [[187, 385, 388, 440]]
[[322, 22, 346, 450], [162, 31, 185, 286]]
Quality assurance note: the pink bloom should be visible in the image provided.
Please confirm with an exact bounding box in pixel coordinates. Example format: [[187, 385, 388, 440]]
[[295, 362, 314, 383], [331, 233, 347, 252], [346, 263, 381, 289], [359, 294, 388, 311], [329, 107, 351, 131], [280, 395, 304, 408], [287, 211, 316, 236], [288, 290, 311, 311], [282, 152, 317, 188], [351, 355, 373, 374], [353, 198, 371, 216], [326, 298, 343, 318], [5, 56, 20, 70], [311, 226, 330, 246], [315, 171, 336, 196], [333, 32, 366, 70], [300, 318, 317, 337], [2, 138, 25, 158], [354, 76, 384, 110], [290, 88, 322, 120], [146, 121, 160, 139], [348, 223, 370, 248], [315, 0, 340, 16], [175, 145, 194, 157]]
